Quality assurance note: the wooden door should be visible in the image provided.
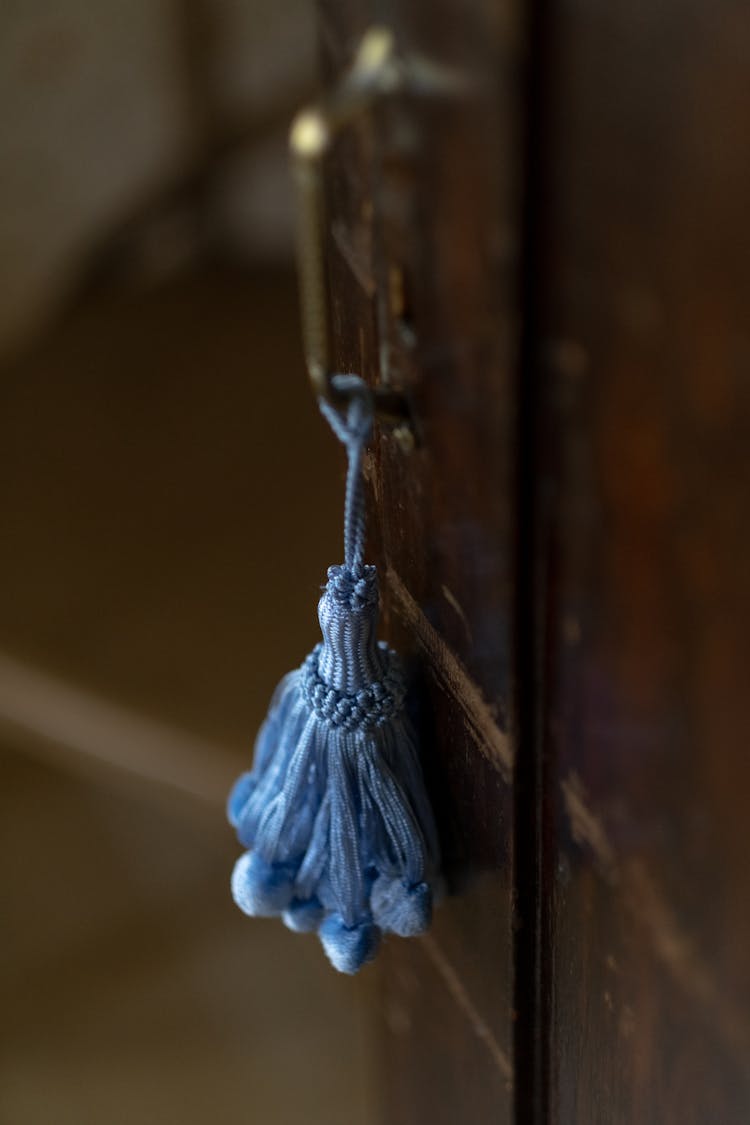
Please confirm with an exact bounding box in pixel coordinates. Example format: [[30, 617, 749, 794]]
[[531, 1, 750, 1120], [317, 1, 750, 1121]]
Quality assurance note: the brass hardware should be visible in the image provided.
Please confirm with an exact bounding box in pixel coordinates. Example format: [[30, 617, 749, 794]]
[[289, 26, 465, 425]]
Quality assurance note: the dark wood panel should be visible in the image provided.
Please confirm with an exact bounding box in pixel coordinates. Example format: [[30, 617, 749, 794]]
[[316, 2, 521, 1122], [537, 0, 750, 1119]]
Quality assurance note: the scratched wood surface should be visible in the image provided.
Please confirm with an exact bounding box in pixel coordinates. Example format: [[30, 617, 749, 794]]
[[535, 0, 750, 1120], [316, 2, 520, 1123]]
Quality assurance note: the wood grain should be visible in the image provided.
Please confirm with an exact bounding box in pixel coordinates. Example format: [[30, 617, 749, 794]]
[[535, 0, 750, 1119]]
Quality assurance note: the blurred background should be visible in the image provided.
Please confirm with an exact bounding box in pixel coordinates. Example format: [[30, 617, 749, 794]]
[[0, 3, 378, 1122]]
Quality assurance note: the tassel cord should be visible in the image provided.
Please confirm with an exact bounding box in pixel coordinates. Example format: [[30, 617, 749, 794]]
[[318, 375, 373, 575]]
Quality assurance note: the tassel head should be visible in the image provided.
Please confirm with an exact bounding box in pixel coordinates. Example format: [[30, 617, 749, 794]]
[[305, 565, 405, 730]]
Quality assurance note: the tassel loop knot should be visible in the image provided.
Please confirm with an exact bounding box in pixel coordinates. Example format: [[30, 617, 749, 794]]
[[325, 563, 378, 610]]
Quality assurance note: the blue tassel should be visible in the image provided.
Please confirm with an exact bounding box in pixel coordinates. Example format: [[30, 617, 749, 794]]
[[227, 376, 440, 973]]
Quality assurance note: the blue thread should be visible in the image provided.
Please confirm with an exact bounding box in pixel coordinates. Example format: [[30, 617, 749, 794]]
[[227, 375, 440, 972]]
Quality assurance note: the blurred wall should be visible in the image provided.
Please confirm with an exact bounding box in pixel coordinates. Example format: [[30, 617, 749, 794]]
[[0, 0, 315, 357], [0, 8, 380, 1124]]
